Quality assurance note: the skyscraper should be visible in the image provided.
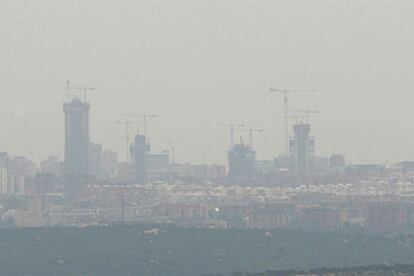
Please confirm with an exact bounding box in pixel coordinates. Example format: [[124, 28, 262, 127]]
[[228, 142, 256, 184], [63, 98, 90, 177], [131, 134, 150, 183], [289, 123, 315, 174]]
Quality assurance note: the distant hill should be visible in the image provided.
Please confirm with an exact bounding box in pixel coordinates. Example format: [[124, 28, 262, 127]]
[[231, 264, 414, 275], [1, 225, 414, 275]]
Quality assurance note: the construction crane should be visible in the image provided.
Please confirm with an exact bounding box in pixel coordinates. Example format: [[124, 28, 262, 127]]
[[167, 141, 176, 165], [139, 114, 156, 135], [122, 113, 157, 135], [79, 87, 95, 102], [65, 80, 95, 102], [248, 128, 264, 150], [221, 123, 245, 149], [269, 87, 316, 155], [288, 114, 301, 121], [239, 127, 264, 150], [116, 119, 137, 163], [294, 109, 320, 124]]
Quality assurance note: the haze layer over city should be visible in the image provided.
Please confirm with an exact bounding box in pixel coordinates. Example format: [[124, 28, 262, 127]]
[[1, 1, 414, 165], [2, 1, 414, 276]]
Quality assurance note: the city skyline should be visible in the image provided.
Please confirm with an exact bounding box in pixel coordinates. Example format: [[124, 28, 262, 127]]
[[0, 81, 397, 167], [2, 2, 414, 275], [1, 1, 414, 165]]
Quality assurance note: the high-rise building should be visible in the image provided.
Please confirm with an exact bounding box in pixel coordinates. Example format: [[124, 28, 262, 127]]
[[329, 154, 346, 175], [10, 156, 36, 177], [274, 155, 289, 171], [89, 143, 103, 178], [87, 144, 118, 179], [101, 149, 118, 179], [146, 152, 172, 182], [228, 143, 256, 183], [148, 153, 170, 171], [9, 156, 37, 194], [0, 152, 12, 194], [0, 167, 8, 194], [289, 123, 315, 174], [311, 156, 329, 173], [131, 134, 150, 183], [35, 173, 58, 194], [63, 98, 90, 177], [0, 152, 10, 169], [256, 160, 276, 175], [116, 162, 133, 182], [329, 154, 346, 168], [40, 156, 63, 178]]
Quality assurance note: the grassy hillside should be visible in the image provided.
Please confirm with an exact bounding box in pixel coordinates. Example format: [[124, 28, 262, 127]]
[[237, 264, 414, 276], [1, 225, 414, 275]]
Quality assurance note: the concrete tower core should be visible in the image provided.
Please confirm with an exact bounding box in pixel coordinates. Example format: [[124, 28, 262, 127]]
[[63, 98, 90, 177], [290, 123, 315, 174]]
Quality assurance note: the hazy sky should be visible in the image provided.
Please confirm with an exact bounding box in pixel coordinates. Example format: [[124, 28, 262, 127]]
[[1, 0, 414, 165]]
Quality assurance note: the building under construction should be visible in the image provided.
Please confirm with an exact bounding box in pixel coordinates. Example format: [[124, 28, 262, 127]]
[[131, 134, 150, 184], [228, 142, 256, 184], [289, 122, 315, 174], [63, 97, 90, 177]]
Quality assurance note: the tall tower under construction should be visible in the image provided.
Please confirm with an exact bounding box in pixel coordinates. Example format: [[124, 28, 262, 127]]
[[289, 122, 315, 174], [131, 134, 150, 184], [228, 142, 256, 184], [63, 98, 90, 177]]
